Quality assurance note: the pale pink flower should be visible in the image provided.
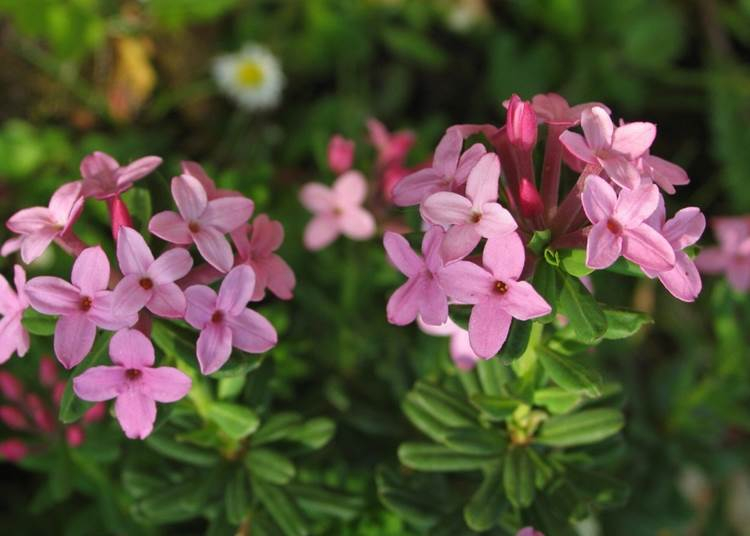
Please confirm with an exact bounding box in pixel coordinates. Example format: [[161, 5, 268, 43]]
[[638, 152, 690, 195], [184, 266, 277, 374], [327, 135, 355, 174], [696, 216, 750, 292], [0, 265, 29, 364], [112, 227, 193, 317], [149, 174, 254, 273], [181, 161, 241, 200], [581, 175, 675, 272], [505, 94, 537, 150], [421, 153, 517, 261], [367, 118, 415, 169], [300, 171, 376, 251], [25, 246, 137, 369], [438, 232, 551, 358], [417, 315, 479, 371], [231, 215, 296, 301], [531, 92, 610, 127], [392, 128, 487, 207], [80, 151, 162, 200], [73, 329, 191, 440], [560, 106, 655, 189], [5, 181, 84, 264]]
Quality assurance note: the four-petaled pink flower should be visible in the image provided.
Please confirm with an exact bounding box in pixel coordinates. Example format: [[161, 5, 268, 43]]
[[531, 93, 610, 127], [181, 161, 241, 200], [560, 106, 655, 189], [300, 171, 376, 251], [231, 215, 296, 301], [422, 153, 517, 261], [25, 246, 137, 369], [439, 232, 551, 358], [73, 329, 191, 440], [149, 174, 254, 273], [112, 227, 193, 318], [185, 266, 277, 374], [582, 175, 675, 272], [80, 151, 162, 200], [6, 181, 84, 264], [417, 315, 479, 371], [637, 152, 690, 195], [696, 216, 750, 292], [0, 266, 29, 364]]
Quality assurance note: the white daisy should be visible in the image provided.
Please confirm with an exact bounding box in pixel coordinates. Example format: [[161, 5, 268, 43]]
[[212, 43, 284, 111]]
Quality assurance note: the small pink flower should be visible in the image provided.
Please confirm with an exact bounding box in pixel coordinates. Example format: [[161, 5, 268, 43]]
[[0, 438, 28, 461], [417, 315, 479, 371], [231, 215, 296, 301], [367, 118, 415, 169], [112, 227, 193, 318], [327, 135, 355, 174], [531, 92, 609, 127], [0, 265, 29, 364], [73, 329, 192, 440], [560, 106, 655, 189], [5, 181, 84, 263], [696, 216, 750, 292], [581, 175, 675, 272], [149, 174, 254, 273], [421, 153, 517, 261], [300, 171, 376, 251], [181, 161, 241, 200], [505, 94, 537, 150], [80, 151, 162, 200], [25, 246, 137, 369], [439, 232, 551, 358], [638, 153, 689, 195], [185, 266, 277, 375]]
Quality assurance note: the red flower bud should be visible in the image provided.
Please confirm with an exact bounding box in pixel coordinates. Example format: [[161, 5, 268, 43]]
[[0, 372, 24, 402], [0, 438, 28, 462], [506, 94, 538, 151], [327, 135, 355, 174], [83, 402, 107, 424], [26, 393, 55, 433], [0, 406, 28, 430], [66, 425, 85, 447], [519, 178, 544, 218], [39, 356, 59, 387], [107, 195, 133, 241]]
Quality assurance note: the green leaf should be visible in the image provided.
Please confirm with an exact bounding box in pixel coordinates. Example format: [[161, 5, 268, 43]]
[[134, 478, 213, 524], [533, 387, 582, 414], [532, 261, 559, 322], [206, 402, 260, 440], [375, 466, 440, 529], [22, 308, 56, 336], [252, 412, 304, 446], [225, 470, 248, 525], [557, 249, 594, 277], [605, 257, 646, 278], [464, 464, 504, 531], [557, 271, 607, 343], [536, 409, 624, 447], [469, 394, 520, 421], [398, 442, 497, 472], [498, 320, 533, 363], [287, 483, 364, 521], [402, 393, 453, 443], [538, 348, 602, 397], [382, 27, 446, 68], [412, 381, 477, 427], [59, 332, 112, 423], [503, 446, 535, 508], [443, 427, 507, 455], [246, 448, 296, 485], [209, 353, 264, 378], [527, 229, 552, 256], [144, 434, 220, 467], [123, 187, 152, 235], [602, 306, 653, 339], [285, 417, 336, 449], [475, 359, 512, 396], [252, 478, 308, 536]]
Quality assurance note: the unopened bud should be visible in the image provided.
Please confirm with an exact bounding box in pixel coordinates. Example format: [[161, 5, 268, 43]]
[[0, 372, 24, 402], [0, 438, 28, 462], [506, 94, 538, 151], [108, 196, 133, 241], [519, 178, 544, 218], [66, 425, 85, 447], [39, 356, 58, 387], [327, 135, 355, 174], [83, 402, 107, 424], [0, 406, 28, 430]]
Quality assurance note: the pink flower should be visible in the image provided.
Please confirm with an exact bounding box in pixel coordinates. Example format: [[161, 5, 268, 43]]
[[384, 226, 450, 326], [421, 153, 517, 261], [696, 216, 750, 292], [392, 128, 487, 207], [181, 161, 241, 200], [560, 106, 655, 189], [300, 171, 376, 251], [25, 246, 137, 369], [231, 215, 296, 301], [439, 232, 551, 358], [417, 315, 479, 371], [581, 175, 675, 272], [0, 265, 29, 364], [638, 153, 690, 195], [149, 174, 254, 273], [506, 94, 537, 150], [327, 135, 355, 174], [531, 92, 610, 127], [5, 181, 84, 264], [516, 527, 544, 536], [367, 118, 415, 169], [80, 151, 162, 200], [112, 227, 193, 318], [185, 266, 277, 374], [73, 329, 191, 440]]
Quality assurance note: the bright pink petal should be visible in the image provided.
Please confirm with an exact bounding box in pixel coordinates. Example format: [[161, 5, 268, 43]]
[[657, 252, 701, 302], [612, 122, 656, 160], [48, 182, 83, 222], [663, 207, 705, 250], [432, 129, 462, 177], [0, 275, 17, 316], [193, 227, 234, 273], [114, 156, 162, 190], [19, 229, 58, 264], [172, 174, 208, 221], [622, 225, 675, 272], [148, 248, 193, 285], [615, 184, 660, 227], [501, 281, 551, 320], [147, 282, 187, 318], [303, 215, 340, 251], [454, 143, 487, 185], [559, 131, 596, 163], [141, 367, 191, 403], [383, 232, 423, 278], [476, 203, 517, 238], [437, 261, 494, 304], [468, 298, 512, 358], [202, 197, 255, 233], [25, 277, 81, 315], [148, 211, 192, 245], [72, 247, 110, 296], [600, 156, 640, 190], [197, 322, 233, 374], [581, 106, 613, 150], [441, 224, 481, 262], [421, 192, 472, 226], [483, 233, 525, 281], [695, 247, 727, 273], [300, 183, 334, 213], [184, 285, 217, 328], [333, 171, 368, 207], [339, 207, 376, 240], [465, 153, 500, 208], [54, 314, 96, 369], [419, 279, 448, 326], [112, 274, 151, 315], [263, 255, 296, 300], [88, 292, 138, 330], [392, 168, 445, 206], [581, 175, 616, 224], [110, 328, 155, 368], [117, 227, 154, 275], [386, 277, 422, 326], [217, 265, 255, 315], [115, 390, 156, 439], [73, 366, 125, 401], [6, 207, 52, 234], [586, 222, 623, 269], [226, 308, 277, 353]]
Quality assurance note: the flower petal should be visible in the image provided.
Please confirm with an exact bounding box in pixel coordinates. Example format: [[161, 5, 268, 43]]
[[299, 183, 334, 213], [454, 143, 487, 185], [114, 156, 162, 190], [432, 129, 462, 177], [615, 184, 660, 227], [54, 314, 96, 369], [386, 277, 423, 326], [611, 122, 656, 160], [116, 227, 154, 275], [586, 221, 623, 269], [172, 174, 208, 221], [643, 155, 689, 194], [421, 192, 472, 226], [339, 207, 376, 240], [419, 279, 448, 326], [197, 322, 233, 374], [80, 151, 118, 198], [392, 168, 445, 207], [115, 390, 156, 439], [501, 281, 552, 320], [6, 207, 53, 234], [19, 229, 58, 264], [441, 224, 481, 262], [333, 170, 368, 207], [148, 248, 193, 285], [483, 232, 525, 281], [663, 207, 705, 250], [217, 265, 255, 315], [88, 292, 138, 330], [193, 227, 234, 273], [112, 274, 151, 315], [581, 106, 614, 150], [581, 175, 616, 224], [148, 211, 192, 245], [184, 285, 217, 329], [25, 277, 81, 315], [249, 214, 284, 256], [476, 203, 517, 239], [263, 255, 296, 301], [72, 247, 110, 295], [468, 298, 512, 358], [437, 261, 494, 304], [695, 247, 727, 273], [727, 258, 750, 292], [559, 131, 596, 163], [657, 252, 701, 302], [147, 282, 187, 318], [303, 215, 340, 251], [110, 328, 155, 368], [141, 367, 192, 403], [226, 308, 277, 353], [383, 232, 423, 278], [600, 156, 640, 190], [422, 225, 446, 273], [202, 197, 255, 233], [73, 366, 126, 401], [465, 153, 500, 208], [48, 182, 83, 223], [622, 224, 675, 272]]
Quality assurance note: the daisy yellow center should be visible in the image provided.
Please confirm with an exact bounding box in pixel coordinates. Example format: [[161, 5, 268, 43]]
[[235, 61, 264, 88]]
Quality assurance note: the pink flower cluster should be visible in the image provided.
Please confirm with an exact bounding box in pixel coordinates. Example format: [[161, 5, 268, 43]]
[[696, 216, 750, 292], [1, 154, 295, 439]]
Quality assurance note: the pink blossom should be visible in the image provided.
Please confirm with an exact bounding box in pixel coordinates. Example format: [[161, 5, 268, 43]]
[[581, 175, 675, 272], [531, 92, 610, 127], [439, 232, 551, 358], [80, 151, 162, 200], [185, 266, 277, 374], [560, 106, 655, 189], [367, 118, 415, 169], [327, 135, 355, 174], [417, 315, 479, 371], [181, 161, 241, 200], [149, 174, 254, 273], [112, 227, 193, 318], [300, 171, 376, 251], [505, 94, 537, 150], [0, 438, 28, 461], [231, 215, 296, 301], [25, 246, 137, 369], [421, 153, 517, 261], [73, 329, 191, 439], [0, 265, 29, 364], [696, 216, 750, 292], [638, 153, 690, 195], [392, 128, 487, 207], [5, 181, 84, 264], [516, 528, 544, 536]]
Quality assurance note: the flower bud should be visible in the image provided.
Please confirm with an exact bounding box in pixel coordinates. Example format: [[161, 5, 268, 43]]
[[519, 178, 544, 218], [0, 406, 28, 430], [506, 94, 538, 151], [108, 196, 133, 241], [0, 438, 28, 462], [327, 135, 355, 174], [66, 425, 85, 447], [83, 402, 107, 424], [39, 356, 58, 387], [26, 393, 55, 433], [0, 372, 24, 402]]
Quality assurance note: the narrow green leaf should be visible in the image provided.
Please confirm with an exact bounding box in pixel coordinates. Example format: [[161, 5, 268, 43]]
[[134, 478, 212, 524], [252, 412, 304, 446], [206, 402, 259, 440], [602, 306, 653, 339], [533, 387, 582, 414], [144, 434, 220, 466], [412, 381, 477, 427], [375, 466, 440, 529], [498, 320, 533, 363], [59, 332, 112, 423], [537, 408, 624, 447], [398, 442, 496, 472], [286, 483, 364, 521], [539, 348, 601, 396], [285, 417, 336, 449], [532, 261, 559, 322], [557, 271, 607, 343], [605, 257, 646, 278], [475, 359, 512, 396], [402, 393, 453, 443], [252, 479, 308, 536], [225, 470, 248, 525], [443, 427, 507, 455], [22, 308, 56, 336], [469, 394, 519, 421], [246, 448, 296, 485], [503, 446, 535, 508], [464, 463, 504, 531]]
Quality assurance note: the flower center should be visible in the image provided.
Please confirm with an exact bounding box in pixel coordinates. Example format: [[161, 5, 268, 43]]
[[494, 281, 508, 294], [211, 311, 224, 323], [188, 221, 201, 233], [606, 218, 623, 235], [332, 206, 343, 217], [125, 369, 142, 380], [235, 61, 264, 88], [80, 296, 92, 312], [471, 212, 482, 223], [139, 277, 154, 290]]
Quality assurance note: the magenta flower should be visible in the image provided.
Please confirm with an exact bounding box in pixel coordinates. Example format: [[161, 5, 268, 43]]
[[231, 215, 296, 301], [0, 266, 29, 364], [560, 106, 655, 189], [384, 226, 450, 326], [149, 174, 254, 273], [327, 135, 355, 174], [185, 266, 277, 374], [392, 128, 487, 207], [112, 227, 193, 318], [73, 329, 191, 440], [439, 232, 551, 358], [581, 175, 675, 272], [80, 151, 162, 200], [417, 315, 479, 371], [531, 93, 609, 127], [421, 153, 517, 261], [25, 246, 137, 369], [181, 161, 241, 200], [696, 216, 750, 292], [5, 181, 84, 264], [638, 152, 690, 195], [300, 171, 376, 251]]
